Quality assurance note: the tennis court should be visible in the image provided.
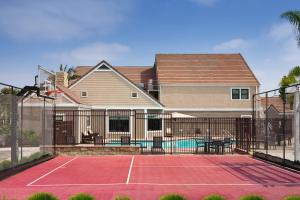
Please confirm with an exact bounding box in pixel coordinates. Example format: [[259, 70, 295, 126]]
[[0, 155, 300, 199]]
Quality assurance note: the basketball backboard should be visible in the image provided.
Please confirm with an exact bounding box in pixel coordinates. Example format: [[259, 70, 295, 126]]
[[37, 65, 56, 97]]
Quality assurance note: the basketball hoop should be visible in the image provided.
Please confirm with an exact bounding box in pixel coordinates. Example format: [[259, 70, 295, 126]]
[[45, 89, 62, 96]]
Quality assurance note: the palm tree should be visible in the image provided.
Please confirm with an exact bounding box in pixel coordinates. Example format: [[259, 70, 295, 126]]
[[279, 66, 300, 107], [58, 64, 81, 80], [281, 10, 300, 47]]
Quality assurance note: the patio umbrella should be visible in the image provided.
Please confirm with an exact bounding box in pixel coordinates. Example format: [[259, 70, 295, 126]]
[[171, 112, 195, 118]]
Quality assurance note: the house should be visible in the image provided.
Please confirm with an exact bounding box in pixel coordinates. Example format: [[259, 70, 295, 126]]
[[52, 53, 259, 144], [260, 96, 293, 118]]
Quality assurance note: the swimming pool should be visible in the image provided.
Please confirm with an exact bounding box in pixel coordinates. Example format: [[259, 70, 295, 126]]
[[108, 138, 199, 149]]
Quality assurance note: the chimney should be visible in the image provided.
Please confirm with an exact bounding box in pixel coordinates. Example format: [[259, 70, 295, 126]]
[[55, 71, 68, 87]]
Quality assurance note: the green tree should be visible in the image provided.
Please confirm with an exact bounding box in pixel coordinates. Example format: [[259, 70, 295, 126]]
[[281, 10, 300, 47], [0, 87, 20, 95], [58, 64, 81, 81], [279, 66, 300, 108]]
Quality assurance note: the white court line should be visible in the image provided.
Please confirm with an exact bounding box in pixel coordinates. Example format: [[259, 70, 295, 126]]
[[133, 165, 249, 168], [126, 156, 135, 184], [129, 182, 300, 186], [28, 183, 126, 187], [27, 157, 78, 186], [26, 182, 300, 187]]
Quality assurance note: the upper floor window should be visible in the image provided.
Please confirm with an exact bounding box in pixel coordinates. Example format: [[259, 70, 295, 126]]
[[131, 92, 138, 98], [81, 91, 88, 97], [231, 88, 249, 100]]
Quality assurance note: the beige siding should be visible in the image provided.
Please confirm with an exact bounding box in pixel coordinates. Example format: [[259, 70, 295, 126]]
[[55, 94, 75, 104], [160, 85, 256, 109], [70, 71, 159, 107]]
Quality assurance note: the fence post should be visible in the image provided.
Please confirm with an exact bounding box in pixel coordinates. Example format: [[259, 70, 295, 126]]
[[53, 103, 56, 155], [282, 95, 286, 164], [134, 110, 137, 145], [10, 94, 18, 166], [170, 114, 173, 155], [265, 93, 268, 155], [252, 94, 256, 152], [208, 118, 211, 153]]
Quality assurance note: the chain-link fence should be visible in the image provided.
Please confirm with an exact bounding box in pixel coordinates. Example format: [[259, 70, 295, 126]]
[[0, 83, 55, 172], [253, 85, 300, 167]]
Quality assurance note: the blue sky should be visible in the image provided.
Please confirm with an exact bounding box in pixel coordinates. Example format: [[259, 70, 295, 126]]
[[0, 0, 299, 91]]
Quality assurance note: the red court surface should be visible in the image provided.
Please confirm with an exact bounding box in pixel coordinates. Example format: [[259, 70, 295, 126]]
[[1, 155, 300, 200]]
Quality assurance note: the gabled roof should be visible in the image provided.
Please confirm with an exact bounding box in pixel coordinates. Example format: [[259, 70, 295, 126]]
[[56, 85, 85, 104], [155, 53, 260, 85], [114, 66, 155, 86], [261, 96, 292, 113], [69, 60, 164, 107], [72, 66, 155, 86]]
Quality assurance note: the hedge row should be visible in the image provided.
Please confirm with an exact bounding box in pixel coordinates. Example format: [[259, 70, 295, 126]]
[[4, 192, 299, 200]]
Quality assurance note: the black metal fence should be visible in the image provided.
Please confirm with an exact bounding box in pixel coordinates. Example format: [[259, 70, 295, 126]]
[[55, 110, 252, 154], [0, 82, 55, 172], [252, 84, 300, 168]]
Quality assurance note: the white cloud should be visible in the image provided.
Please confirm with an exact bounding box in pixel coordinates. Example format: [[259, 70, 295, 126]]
[[0, 0, 132, 40], [190, 0, 218, 6], [43, 42, 131, 65], [280, 38, 300, 64], [269, 22, 294, 40], [213, 38, 254, 51]]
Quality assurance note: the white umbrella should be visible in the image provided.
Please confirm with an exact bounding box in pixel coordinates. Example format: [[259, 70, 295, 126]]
[[171, 112, 195, 118]]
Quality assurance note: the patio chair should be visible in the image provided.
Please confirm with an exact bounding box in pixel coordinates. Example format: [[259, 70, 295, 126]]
[[223, 137, 233, 154], [121, 136, 131, 145], [81, 131, 94, 144], [94, 134, 104, 145], [195, 137, 205, 154], [209, 140, 224, 154], [151, 136, 165, 154]]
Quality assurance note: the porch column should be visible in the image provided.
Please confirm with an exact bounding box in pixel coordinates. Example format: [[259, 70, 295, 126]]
[[144, 109, 147, 139]]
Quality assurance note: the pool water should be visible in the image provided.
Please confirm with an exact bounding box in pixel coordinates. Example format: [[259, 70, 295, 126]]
[[108, 139, 199, 149]]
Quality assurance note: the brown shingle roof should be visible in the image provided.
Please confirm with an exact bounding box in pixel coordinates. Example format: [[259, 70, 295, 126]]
[[114, 66, 155, 86], [155, 54, 259, 85], [56, 85, 85, 104], [73, 66, 155, 86], [261, 97, 292, 113]]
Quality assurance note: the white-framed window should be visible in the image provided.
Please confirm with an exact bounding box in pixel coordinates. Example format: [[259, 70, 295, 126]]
[[147, 114, 162, 131], [81, 91, 88, 97], [231, 88, 250, 100], [131, 92, 138, 98], [109, 115, 130, 132]]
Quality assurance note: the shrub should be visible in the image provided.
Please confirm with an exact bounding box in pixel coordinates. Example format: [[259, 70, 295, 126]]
[[283, 195, 300, 200], [69, 193, 95, 200], [159, 194, 187, 200], [114, 196, 131, 200], [28, 152, 44, 160], [0, 160, 11, 171], [23, 129, 40, 146], [19, 156, 30, 164], [240, 195, 265, 200], [27, 192, 58, 200], [203, 194, 226, 200]]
